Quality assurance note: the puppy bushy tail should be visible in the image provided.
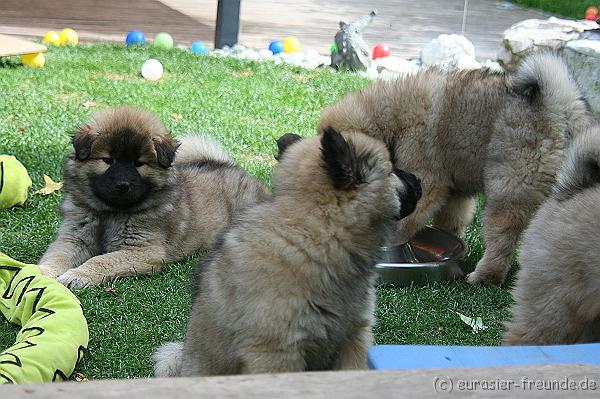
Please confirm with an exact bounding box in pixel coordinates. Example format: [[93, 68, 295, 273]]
[[554, 126, 600, 200], [153, 341, 184, 377], [174, 135, 233, 165], [510, 52, 592, 131]]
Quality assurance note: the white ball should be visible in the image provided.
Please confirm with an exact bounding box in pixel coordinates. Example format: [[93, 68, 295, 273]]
[[141, 59, 164, 81]]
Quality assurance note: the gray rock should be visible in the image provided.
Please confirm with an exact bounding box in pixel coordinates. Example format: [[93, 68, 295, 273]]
[[500, 17, 598, 67], [562, 40, 600, 117], [420, 34, 480, 70], [501, 17, 600, 116]]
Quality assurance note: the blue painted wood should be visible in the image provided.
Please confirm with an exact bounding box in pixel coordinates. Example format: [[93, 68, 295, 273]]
[[368, 344, 600, 370]]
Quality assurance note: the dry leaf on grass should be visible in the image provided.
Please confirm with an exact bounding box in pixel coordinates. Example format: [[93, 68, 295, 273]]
[[232, 70, 253, 78], [34, 175, 63, 195], [456, 312, 488, 334], [103, 287, 117, 295], [171, 112, 183, 121], [82, 101, 97, 109], [74, 372, 88, 382]]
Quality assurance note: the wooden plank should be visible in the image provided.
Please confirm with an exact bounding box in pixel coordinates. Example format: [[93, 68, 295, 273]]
[[0, 34, 46, 57], [3, 364, 600, 398]]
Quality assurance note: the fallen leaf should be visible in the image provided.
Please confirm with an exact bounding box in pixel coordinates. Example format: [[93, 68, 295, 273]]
[[17, 127, 25, 132], [82, 101, 97, 109], [103, 287, 117, 295], [232, 70, 253, 78], [456, 312, 488, 334], [34, 175, 63, 195], [105, 72, 125, 81], [74, 372, 87, 382], [171, 112, 183, 121]]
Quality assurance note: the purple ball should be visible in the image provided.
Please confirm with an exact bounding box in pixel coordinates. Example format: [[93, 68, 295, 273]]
[[126, 30, 145, 46], [268, 40, 283, 55]]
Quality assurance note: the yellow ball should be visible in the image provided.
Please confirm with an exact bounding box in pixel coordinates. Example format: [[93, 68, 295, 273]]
[[283, 35, 301, 53], [21, 52, 45, 68], [43, 31, 61, 46], [59, 28, 79, 46]]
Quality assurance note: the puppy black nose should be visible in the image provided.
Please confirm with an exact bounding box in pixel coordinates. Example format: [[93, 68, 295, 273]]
[[394, 169, 422, 219], [115, 181, 130, 192]]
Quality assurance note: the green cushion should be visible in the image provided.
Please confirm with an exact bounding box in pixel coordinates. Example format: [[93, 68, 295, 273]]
[[0, 253, 89, 384], [0, 155, 32, 209]]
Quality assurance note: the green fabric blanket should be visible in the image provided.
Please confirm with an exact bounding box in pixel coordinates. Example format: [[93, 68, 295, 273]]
[[0, 253, 88, 384]]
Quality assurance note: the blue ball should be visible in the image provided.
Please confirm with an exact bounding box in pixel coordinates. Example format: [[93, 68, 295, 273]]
[[191, 41, 209, 55], [126, 30, 145, 46], [268, 40, 283, 55]]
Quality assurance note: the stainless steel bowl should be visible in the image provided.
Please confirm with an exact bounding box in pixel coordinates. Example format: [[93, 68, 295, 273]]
[[376, 226, 470, 287]]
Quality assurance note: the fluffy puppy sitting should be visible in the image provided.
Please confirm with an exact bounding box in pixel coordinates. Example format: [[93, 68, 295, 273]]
[[504, 126, 600, 345], [153, 127, 421, 376], [39, 106, 270, 288]]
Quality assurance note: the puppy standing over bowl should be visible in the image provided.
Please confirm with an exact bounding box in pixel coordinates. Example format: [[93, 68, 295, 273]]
[[39, 107, 270, 288], [318, 52, 594, 286], [153, 127, 421, 376], [504, 126, 600, 345]]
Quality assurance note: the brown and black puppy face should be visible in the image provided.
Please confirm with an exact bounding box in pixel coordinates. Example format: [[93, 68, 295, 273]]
[[70, 107, 179, 210]]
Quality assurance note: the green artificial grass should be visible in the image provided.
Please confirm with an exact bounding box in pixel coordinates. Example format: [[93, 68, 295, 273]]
[[0, 44, 514, 380], [513, 0, 598, 19]]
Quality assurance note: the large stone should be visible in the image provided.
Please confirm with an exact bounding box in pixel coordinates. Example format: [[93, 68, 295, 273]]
[[420, 34, 480, 70], [500, 17, 598, 66], [562, 40, 600, 117], [501, 17, 600, 116]]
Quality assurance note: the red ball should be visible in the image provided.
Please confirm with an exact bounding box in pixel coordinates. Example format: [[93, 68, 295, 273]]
[[585, 6, 598, 20], [372, 43, 391, 60]]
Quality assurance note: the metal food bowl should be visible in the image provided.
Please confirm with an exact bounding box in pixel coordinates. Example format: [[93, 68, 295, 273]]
[[376, 226, 470, 287]]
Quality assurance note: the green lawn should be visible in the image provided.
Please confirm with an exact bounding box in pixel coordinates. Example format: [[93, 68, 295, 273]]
[[513, 0, 598, 18], [0, 44, 514, 380]]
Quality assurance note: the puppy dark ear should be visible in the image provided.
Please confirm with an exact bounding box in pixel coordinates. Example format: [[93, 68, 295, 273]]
[[72, 124, 96, 160], [275, 133, 302, 161], [320, 127, 358, 190], [153, 136, 180, 168]]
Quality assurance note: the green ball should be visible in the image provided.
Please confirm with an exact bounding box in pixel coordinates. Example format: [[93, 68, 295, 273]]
[[153, 32, 174, 50], [330, 43, 337, 53], [0, 155, 32, 209]]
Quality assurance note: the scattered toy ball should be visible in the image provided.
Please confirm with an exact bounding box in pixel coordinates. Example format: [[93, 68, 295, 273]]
[[126, 30, 145, 46], [141, 59, 163, 81], [585, 6, 598, 21], [330, 43, 337, 53], [59, 28, 79, 46], [268, 40, 284, 55], [283, 36, 301, 53], [191, 41, 209, 55], [372, 43, 391, 59], [43, 31, 61, 46], [153, 32, 174, 50], [21, 52, 45, 68]]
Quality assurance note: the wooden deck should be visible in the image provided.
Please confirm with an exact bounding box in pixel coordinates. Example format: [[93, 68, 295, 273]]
[[0, 0, 548, 59], [3, 365, 600, 398]]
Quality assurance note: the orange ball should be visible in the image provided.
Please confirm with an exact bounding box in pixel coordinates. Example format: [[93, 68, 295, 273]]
[[585, 6, 598, 20]]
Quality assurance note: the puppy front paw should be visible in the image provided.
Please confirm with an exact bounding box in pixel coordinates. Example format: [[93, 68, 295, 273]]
[[38, 264, 65, 279], [466, 271, 503, 287], [57, 269, 97, 289]]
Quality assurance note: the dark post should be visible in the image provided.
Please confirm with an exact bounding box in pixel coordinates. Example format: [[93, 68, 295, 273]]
[[215, 0, 241, 48]]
